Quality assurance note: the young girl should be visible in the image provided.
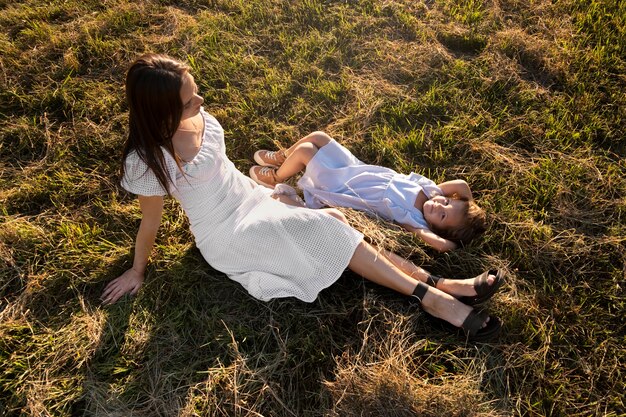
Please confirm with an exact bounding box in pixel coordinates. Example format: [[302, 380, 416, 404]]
[[101, 54, 504, 341], [250, 132, 486, 252]]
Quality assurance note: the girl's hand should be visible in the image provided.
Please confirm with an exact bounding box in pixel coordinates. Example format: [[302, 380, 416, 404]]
[[101, 268, 144, 305]]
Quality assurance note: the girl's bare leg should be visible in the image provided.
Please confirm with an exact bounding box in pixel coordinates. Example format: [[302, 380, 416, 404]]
[[274, 131, 333, 181], [284, 131, 332, 157], [275, 143, 318, 181], [381, 250, 495, 298]]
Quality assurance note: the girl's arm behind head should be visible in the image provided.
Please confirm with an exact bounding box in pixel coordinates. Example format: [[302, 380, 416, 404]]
[[402, 223, 458, 252], [437, 180, 473, 201]]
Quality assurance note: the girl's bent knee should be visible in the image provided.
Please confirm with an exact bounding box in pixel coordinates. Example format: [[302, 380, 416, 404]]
[[294, 142, 320, 162], [306, 131, 332, 148]]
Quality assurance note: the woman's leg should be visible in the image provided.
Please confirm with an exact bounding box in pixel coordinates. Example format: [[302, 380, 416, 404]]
[[320, 208, 487, 328], [381, 250, 495, 298], [348, 241, 486, 328]]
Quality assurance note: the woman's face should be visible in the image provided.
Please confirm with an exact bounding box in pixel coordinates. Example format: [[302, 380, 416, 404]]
[[180, 72, 204, 120]]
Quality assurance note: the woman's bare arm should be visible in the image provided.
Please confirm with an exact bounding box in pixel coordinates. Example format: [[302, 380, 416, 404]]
[[101, 195, 164, 304]]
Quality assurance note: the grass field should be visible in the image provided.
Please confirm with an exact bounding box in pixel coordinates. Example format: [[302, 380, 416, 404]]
[[1, 0, 625, 415]]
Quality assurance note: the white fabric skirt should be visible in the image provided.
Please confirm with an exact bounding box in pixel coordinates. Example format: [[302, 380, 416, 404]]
[[198, 189, 364, 303]]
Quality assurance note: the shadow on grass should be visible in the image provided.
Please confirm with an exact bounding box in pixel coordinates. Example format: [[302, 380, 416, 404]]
[[64, 248, 367, 415], [67, 249, 212, 416], [2, 237, 515, 416], [18, 239, 516, 416]]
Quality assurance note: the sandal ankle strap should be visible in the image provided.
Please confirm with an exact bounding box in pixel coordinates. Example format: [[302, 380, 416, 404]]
[[426, 274, 442, 288], [411, 282, 429, 303]]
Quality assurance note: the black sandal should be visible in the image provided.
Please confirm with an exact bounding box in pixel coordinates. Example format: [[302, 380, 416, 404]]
[[425, 270, 504, 306], [459, 310, 502, 342], [412, 283, 503, 342], [458, 269, 505, 306]]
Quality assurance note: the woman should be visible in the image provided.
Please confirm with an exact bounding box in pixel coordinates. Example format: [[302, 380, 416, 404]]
[[101, 54, 503, 341]]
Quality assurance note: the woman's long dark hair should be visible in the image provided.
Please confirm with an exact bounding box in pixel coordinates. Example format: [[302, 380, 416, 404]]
[[121, 54, 189, 194]]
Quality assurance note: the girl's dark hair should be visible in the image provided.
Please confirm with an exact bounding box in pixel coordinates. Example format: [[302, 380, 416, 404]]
[[121, 54, 189, 194]]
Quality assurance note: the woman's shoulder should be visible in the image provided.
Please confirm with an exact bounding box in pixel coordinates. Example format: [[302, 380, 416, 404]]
[[122, 148, 177, 178], [123, 148, 141, 165], [122, 149, 146, 174], [123, 149, 168, 169], [121, 148, 177, 196]]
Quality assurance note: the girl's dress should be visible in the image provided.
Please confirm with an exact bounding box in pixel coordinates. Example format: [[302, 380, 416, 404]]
[[297, 140, 442, 230], [121, 109, 363, 302]]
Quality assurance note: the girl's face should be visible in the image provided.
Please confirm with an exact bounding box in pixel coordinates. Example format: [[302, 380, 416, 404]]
[[180, 72, 204, 120], [423, 195, 466, 231]]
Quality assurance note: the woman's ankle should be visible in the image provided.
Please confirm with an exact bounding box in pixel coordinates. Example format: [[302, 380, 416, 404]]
[[421, 288, 470, 328]]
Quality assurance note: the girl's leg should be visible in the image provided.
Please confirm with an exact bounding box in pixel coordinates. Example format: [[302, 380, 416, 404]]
[[381, 250, 495, 298], [284, 131, 333, 157], [348, 241, 485, 328], [251, 131, 334, 187], [255, 131, 333, 168], [274, 142, 319, 181], [275, 131, 333, 180], [251, 143, 320, 187]]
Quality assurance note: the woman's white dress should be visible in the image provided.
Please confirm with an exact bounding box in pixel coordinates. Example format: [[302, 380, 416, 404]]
[[297, 140, 442, 230], [121, 109, 363, 302]]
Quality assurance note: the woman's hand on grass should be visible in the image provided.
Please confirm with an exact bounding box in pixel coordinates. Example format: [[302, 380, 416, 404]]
[[101, 268, 144, 305]]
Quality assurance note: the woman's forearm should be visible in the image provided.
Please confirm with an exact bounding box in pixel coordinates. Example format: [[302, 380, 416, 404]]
[[131, 219, 161, 273], [100, 195, 163, 305], [132, 195, 165, 273]]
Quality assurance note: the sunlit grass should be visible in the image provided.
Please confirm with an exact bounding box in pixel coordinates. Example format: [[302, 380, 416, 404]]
[[1, 0, 625, 416]]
